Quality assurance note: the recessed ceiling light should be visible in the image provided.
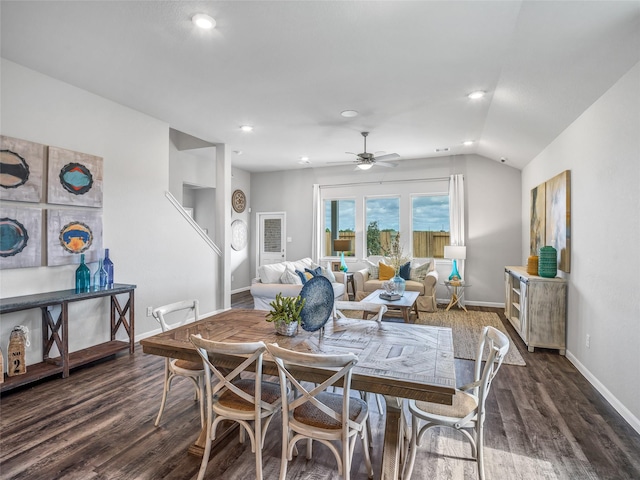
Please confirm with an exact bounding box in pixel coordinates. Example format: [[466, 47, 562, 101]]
[[463, 140, 474, 146], [468, 91, 485, 100], [233, 150, 243, 155], [341, 110, 359, 118], [240, 125, 253, 132], [435, 147, 450, 153], [300, 156, 309, 162], [192, 13, 216, 30]]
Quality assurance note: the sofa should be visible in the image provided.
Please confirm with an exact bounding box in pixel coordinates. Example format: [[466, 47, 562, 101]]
[[250, 257, 347, 310], [353, 257, 439, 312]]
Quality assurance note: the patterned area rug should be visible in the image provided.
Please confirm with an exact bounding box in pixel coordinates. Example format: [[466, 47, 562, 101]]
[[416, 309, 526, 366]]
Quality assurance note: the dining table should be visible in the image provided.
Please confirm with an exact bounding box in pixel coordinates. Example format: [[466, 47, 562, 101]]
[[140, 308, 456, 480]]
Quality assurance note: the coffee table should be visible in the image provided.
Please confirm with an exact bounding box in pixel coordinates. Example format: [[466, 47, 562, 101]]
[[361, 289, 420, 323]]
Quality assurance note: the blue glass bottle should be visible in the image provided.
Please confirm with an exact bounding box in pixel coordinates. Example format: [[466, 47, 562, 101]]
[[94, 258, 108, 290], [75, 254, 90, 293], [103, 248, 114, 286]]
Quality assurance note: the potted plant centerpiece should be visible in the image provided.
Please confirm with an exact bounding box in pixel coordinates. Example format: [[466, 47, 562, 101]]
[[266, 293, 305, 336], [383, 233, 411, 296]]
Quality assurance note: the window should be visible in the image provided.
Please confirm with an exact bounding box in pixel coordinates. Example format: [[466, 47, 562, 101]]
[[324, 199, 355, 257], [365, 197, 399, 256], [411, 195, 449, 258]]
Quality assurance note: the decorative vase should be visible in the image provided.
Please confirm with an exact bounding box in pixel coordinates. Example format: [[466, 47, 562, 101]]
[[449, 259, 461, 281], [75, 254, 90, 293], [94, 258, 108, 290], [340, 251, 348, 272], [391, 273, 406, 296], [538, 246, 558, 278], [274, 319, 298, 336], [527, 255, 539, 275], [103, 248, 114, 286]]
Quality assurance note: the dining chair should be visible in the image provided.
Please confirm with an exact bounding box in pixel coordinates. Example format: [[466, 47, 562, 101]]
[[266, 343, 374, 480], [152, 299, 205, 428], [191, 335, 282, 480], [402, 325, 510, 480]]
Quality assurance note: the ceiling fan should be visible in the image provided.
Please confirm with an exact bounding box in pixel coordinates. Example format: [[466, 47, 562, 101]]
[[330, 132, 401, 170]]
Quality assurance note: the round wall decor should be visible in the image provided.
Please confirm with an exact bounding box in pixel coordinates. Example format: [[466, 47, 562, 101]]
[[231, 219, 248, 251], [232, 189, 246, 213]]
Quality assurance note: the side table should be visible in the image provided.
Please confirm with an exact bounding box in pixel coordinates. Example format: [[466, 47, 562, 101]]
[[443, 280, 470, 312]]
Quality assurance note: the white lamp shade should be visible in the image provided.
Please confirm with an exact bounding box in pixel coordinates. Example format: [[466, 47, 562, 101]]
[[444, 245, 467, 260]]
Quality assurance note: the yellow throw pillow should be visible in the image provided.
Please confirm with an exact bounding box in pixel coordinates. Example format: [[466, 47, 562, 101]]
[[378, 262, 396, 280]]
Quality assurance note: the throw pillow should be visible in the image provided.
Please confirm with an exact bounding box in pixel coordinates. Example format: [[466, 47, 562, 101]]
[[410, 260, 432, 281], [295, 269, 314, 284], [281, 268, 302, 285], [310, 263, 337, 283], [399, 261, 411, 280], [364, 259, 379, 279], [378, 262, 396, 280]]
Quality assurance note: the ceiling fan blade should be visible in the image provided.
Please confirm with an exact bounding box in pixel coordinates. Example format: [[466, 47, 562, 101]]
[[373, 153, 401, 162], [376, 161, 399, 168]]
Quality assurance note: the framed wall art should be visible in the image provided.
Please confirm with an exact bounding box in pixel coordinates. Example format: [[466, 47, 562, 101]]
[[47, 146, 103, 207], [546, 170, 571, 273], [0, 135, 46, 203], [0, 206, 43, 269], [530, 183, 545, 255], [47, 209, 103, 266]]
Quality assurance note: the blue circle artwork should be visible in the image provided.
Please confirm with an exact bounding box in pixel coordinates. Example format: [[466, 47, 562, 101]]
[[0, 150, 30, 189], [299, 275, 335, 332], [59, 162, 93, 195], [0, 217, 29, 257]]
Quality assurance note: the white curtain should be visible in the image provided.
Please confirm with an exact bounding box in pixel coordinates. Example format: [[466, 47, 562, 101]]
[[449, 174, 466, 281], [311, 184, 322, 263]]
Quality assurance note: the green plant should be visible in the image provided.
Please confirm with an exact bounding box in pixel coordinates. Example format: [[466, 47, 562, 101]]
[[367, 221, 382, 256], [383, 232, 411, 271], [266, 293, 305, 325]]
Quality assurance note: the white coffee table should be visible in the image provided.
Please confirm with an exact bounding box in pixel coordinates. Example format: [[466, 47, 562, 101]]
[[361, 289, 420, 323]]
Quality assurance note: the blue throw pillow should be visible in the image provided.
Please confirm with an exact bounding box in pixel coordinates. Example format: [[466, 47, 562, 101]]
[[305, 267, 323, 277], [399, 262, 411, 280]]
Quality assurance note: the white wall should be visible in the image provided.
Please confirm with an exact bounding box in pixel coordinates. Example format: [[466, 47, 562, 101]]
[[250, 154, 522, 304], [0, 60, 220, 364], [522, 62, 640, 429]]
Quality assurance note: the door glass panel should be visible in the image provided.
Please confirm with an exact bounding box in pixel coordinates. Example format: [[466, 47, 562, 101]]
[[263, 219, 282, 253]]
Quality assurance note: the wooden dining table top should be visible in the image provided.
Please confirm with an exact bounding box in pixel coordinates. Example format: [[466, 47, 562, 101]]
[[140, 308, 456, 405]]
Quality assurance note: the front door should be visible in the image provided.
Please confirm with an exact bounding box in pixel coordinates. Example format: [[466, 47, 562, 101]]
[[257, 212, 286, 273]]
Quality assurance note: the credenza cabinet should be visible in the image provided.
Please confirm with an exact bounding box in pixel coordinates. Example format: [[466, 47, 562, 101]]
[[504, 266, 566, 355]]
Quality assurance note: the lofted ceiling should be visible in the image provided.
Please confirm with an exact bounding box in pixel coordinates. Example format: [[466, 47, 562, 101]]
[[1, 1, 638, 172]]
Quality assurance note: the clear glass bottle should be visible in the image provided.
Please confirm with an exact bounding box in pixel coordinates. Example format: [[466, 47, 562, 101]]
[[94, 258, 108, 290], [103, 248, 114, 286], [75, 254, 91, 293]]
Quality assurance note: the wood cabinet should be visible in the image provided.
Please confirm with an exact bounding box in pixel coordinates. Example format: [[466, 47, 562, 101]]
[[0, 284, 135, 392], [505, 266, 566, 355]]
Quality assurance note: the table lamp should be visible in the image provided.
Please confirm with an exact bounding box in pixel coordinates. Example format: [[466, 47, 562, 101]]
[[333, 239, 352, 272], [444, 245, 466, 281]]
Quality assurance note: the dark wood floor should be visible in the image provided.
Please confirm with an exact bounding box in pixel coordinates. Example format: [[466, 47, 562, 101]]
[[1, 291, 639, 479]]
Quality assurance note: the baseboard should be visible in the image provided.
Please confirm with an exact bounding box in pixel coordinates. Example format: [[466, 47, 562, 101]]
[[436, 298, 504, 309], [566, 349, 640, 436], [134, 307, 230, 344], [231, 286, 251, 295]]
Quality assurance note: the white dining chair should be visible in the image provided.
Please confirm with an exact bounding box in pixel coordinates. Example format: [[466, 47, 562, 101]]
[[402, 325, 510, 480], [152, 299, 205, 428], [191, 335, 282, 480]]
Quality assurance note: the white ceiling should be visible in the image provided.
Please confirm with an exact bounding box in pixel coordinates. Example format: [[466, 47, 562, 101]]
[[1, 1, 638, 172]]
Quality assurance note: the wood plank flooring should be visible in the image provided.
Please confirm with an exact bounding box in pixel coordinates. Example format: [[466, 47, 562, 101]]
[[1, 291, 639, 479]]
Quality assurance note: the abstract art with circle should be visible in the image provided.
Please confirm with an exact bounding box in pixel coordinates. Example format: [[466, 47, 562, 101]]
[[59, 221, 93, 254]]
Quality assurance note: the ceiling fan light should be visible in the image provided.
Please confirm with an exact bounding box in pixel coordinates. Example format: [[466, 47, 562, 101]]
[[341, 110, 359, 118], [357, 163, 373, 170], [468, 90, 485, 100]]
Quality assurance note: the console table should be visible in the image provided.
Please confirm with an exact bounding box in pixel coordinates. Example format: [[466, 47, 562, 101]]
[[0, 283, 136, 392]]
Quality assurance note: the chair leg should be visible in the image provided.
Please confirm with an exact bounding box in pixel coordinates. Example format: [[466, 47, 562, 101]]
[[154, 362, 172, 427], [402, 417, 420, 480], [361, 422, 374, 478], [279, 428, 289, 480], [477, 423, 485, 480], [197, 421, 213, 480], [306, 438, 313, 459], [197, 377, 205, 428]]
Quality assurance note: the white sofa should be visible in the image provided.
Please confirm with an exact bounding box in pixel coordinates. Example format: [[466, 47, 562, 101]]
[[250, 257, 347, 310]]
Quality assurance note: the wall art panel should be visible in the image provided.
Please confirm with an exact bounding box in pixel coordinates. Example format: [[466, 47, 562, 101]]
[[0, 206, 43, 269], [47, 209, 103, 266], [530, 183, 546, 256], [0, 135, 45, 203], [47, 146, 103, 207], [545, 170, 571, 273]]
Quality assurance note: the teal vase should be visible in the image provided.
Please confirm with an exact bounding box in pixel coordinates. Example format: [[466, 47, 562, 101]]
[[340, 251, 348, 272], [391, 273, 406, 295], [538, 246, 557, 278], [449, 259, 461, 280], [75, 254, 91, 293]]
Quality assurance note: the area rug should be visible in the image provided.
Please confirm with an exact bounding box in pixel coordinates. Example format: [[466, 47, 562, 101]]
[[416, 310, 526, 366]]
